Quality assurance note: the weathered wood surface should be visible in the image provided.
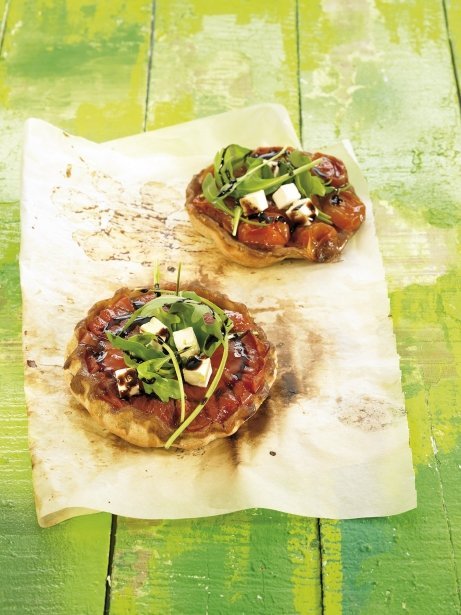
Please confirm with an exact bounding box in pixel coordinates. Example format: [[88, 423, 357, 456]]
[[299, 1, 461, 612], [1, 0, 460, 613], [0, 1, 152, 613]]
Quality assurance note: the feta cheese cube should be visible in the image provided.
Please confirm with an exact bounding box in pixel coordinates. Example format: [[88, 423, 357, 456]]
[[183, 357, 213, 388], [114, 367, 140, 398], [173, 327, 200, 360], [272, 183, 302, 209], [286, 198, 315, 225], [239, 189, 268, 214], [140, 316, 169, 339]]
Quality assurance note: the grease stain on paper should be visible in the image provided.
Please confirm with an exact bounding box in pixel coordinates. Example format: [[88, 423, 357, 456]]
[[336, 395, 404, 432], [51, 171, 185, 265]]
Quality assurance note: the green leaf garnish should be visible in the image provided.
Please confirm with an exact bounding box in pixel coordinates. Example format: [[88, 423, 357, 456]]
[[214, 144, 252, 189], [202, 173, 234, 216], [142, 373, 181, 402], [314, 207, 333, 225], [122, 295, 183, 332], [164, 334, 229, 449], [175, 262, 182, 294], [106, 284, 234, 446], [106, 332, 164, 362], [160, 339, 185, 421], [201, 145, 342, 230], [153, 259, 160, 290], [232, 205, 242, 236]]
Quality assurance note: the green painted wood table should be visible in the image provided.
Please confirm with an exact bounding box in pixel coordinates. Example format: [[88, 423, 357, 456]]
[[1, 1, 460, 613]]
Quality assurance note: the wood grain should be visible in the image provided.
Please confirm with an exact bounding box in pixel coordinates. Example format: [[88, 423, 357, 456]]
[[0, 1, 153, 612], [111, 513, 321, 614], [298, 0, 461, 611], [445, 0, 461, 104]]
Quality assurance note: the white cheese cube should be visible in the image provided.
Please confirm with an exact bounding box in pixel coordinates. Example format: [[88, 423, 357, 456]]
[[272, 183, 302, 209], [286, 199, 315, 225], [239, 189, 268, 214], [173, 327, 200, 359], [183, 357, 213, 388], [140, 316, 169, 339], [114, 367, 140, 398]]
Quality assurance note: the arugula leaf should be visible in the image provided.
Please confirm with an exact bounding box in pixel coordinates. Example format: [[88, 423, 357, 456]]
[[213, 148, 225, 189], [232, 205, 242, 236], [136, 357, 173, 380], [214, 144, 252, 189], [107, 287, 234, 433], [165, 334, 230, 449], [179, 291, 233, 334], [288, 150, 328, 198], [122, 295, 183, 331], [202, 173, 234, 215], [142, 373, 181, 402], [245, 155, 273, 179], [106, 332, 164, 361]]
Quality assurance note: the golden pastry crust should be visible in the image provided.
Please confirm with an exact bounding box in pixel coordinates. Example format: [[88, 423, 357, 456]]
[[64, 284, 277, 449]]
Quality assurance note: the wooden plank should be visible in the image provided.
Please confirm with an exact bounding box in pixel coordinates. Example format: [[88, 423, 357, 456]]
[[0, 203, 112, 614], [145, 0, 300, 132], [0, 1, 153, 613], [445, 0, 461, 100], [0, 1, 9, 50], [0, 0, 153, 202], [110, 1, 322, 613], [298, 0, 461, 611], [111, 512, 321, 614]]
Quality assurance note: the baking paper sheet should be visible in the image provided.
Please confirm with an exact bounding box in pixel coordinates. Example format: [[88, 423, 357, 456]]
[[20, 104, 416, 527]]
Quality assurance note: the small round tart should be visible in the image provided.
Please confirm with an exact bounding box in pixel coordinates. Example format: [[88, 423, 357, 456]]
[[64, 283, 277, 450], [186, 145, 366, 268]]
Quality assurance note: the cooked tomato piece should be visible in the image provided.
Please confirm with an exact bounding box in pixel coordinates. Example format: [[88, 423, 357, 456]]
[[321, 190, 365, 232], [79, 330, 98, 347], [226, 310, 253, 332], [88, 315, 110, 335], [183, 399, 212, 431], [96, 376, 126, 409], [101, 348, 126, 371], [311, 152, 348, 188], [215, 388, 240, 422], [132, 396, 177, 424], [241, 369, 266, 394], [232, 380, 254, 406], [291, 222, 341, 262], [237, 218, 290, 248], [241, 330, 269, 362], [99, 308, 114, 322], [183, 383, 206, 403], [222, 340, 246, 384], [86, 354, 100, 374], [112, 296, 134, 313]]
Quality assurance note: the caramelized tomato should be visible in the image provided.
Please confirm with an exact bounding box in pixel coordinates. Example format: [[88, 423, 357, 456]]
[[291, 222, 341, 262], [237, 218, 290, 248], [320, 190, 366, 233], [311, 152, 348, 188]]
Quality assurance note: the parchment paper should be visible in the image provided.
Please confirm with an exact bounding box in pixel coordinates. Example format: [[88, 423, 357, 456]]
[[20, 104, 416, 527]]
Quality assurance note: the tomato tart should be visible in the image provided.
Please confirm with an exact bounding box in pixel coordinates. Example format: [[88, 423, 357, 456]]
[[186, 145, 366, 267], [64, 282, 277, 449]]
